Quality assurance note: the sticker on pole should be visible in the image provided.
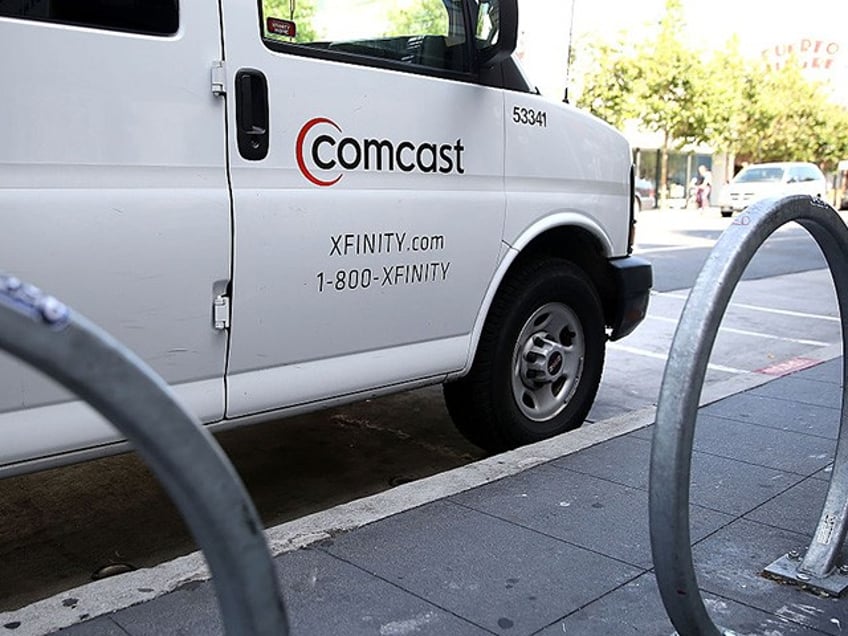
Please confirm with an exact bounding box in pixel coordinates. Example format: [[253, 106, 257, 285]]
[[0, 275, 70, 329], [755, 357, 819, 376]]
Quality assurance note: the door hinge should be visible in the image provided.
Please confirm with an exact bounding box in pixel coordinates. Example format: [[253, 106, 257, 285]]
[[213, 294, 230, 330], [211, 60, 226, 97]]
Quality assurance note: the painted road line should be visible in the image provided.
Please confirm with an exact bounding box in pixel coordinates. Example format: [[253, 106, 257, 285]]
[[634, 233, 809, 255], [634, 243, 712, 254], [607, 343, 747, 374], [645, 315, 831, 347], [657, 291, 839, 322]]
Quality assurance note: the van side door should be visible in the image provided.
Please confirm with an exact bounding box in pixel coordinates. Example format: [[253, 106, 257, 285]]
[[220, 0, 506, 416]]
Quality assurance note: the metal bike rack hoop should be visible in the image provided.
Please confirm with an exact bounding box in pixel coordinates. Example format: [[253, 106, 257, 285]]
[[649, 195, 848, 636], [0, 276, 288, 635]]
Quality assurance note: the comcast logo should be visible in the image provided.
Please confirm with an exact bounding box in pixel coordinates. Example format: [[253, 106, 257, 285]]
[[295, 117, 466, 187]]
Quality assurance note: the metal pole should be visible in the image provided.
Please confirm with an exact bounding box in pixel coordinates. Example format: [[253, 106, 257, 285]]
[[650, 195, 848, 634], [563, 0, 576, 104], [0, 276, 289, 635]]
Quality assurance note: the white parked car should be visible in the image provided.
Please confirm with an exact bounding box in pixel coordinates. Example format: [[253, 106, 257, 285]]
[[718, 162, 827, 217]]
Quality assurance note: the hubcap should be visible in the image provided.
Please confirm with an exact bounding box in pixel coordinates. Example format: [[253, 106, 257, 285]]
[[512, 302, 585, 422]]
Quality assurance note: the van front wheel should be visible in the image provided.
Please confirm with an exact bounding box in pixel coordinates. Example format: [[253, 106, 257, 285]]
[[444, 259, 605, 453]]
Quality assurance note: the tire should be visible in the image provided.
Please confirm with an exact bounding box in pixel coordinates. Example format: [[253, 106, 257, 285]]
[[444, 258, 605, 453], [720, 210, 732, 218]]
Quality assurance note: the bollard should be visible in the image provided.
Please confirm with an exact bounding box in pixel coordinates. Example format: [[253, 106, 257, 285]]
[[649, 195, 848, 635], [0, 275, 289, 635]]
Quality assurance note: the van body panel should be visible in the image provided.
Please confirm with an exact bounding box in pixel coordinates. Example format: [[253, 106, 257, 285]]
[[227, 337, 465, 417], [220, 0, 507, 415], [0, 378, 224, 470], [504, 95, 632, 254], [0, 4, 230, 460]]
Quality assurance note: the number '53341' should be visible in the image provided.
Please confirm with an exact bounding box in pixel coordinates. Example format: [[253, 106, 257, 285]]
[[512, 106, 547, 127]]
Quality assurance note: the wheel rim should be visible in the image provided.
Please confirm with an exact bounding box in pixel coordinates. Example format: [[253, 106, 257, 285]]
[[511, 302, 585, 422]]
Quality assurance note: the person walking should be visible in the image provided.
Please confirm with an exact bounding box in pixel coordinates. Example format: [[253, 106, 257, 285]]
[[695, 164, 712, 209]]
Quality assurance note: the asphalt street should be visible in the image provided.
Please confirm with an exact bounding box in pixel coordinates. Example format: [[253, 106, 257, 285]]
[[642, 210, 827, 292]]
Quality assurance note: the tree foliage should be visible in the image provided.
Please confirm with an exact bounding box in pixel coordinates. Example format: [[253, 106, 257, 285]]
[[632, 0, 711, 150], [702, 36, 749, 156], [578, 0, 712, 199], [385, 0, 448, 36], [732, 59, 848, 170], [577, 0, 848, 183], [577, 40, 639, 130]]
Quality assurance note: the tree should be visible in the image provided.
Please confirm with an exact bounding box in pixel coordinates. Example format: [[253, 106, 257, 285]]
[[631, 0, 712, 203], [703, 36, 751, 178], [577, 0, 713, 202], [817, 104, 848, 172], [731, 58, 848, 170], [577, 40, 639, 130], [576, 0, 848, 196]]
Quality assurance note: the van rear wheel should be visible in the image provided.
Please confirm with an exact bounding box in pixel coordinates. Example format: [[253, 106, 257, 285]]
[[444, 258, 605, 453]]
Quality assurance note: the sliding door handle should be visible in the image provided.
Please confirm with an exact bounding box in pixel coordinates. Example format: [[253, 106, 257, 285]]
[[235, 69, 269, 161]]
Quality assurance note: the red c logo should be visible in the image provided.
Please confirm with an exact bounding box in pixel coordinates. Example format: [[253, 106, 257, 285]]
[[296, 117, 343, 187]]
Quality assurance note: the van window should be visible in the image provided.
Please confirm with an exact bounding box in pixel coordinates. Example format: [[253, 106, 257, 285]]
[[260, 0, 470, 74], [0, 0, 178, 35]]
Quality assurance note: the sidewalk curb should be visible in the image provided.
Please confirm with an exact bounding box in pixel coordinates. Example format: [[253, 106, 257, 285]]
[[2, 344, 842, 635]]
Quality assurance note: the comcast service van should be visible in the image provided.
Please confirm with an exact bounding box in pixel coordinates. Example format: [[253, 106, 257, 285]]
[[0, 0, 652, 476]]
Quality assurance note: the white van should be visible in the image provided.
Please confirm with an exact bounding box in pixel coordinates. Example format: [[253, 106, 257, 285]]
[[0, 0, 651, 476]]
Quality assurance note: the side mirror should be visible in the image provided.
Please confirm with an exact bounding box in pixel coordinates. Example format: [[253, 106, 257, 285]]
[[476, 0, 518, 68]]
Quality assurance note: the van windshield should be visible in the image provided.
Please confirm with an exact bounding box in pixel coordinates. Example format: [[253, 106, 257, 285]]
[[735, 167, 785, 183]]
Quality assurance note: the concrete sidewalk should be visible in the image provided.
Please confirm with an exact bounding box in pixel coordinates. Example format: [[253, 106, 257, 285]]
[[7, 356, 847, 635]]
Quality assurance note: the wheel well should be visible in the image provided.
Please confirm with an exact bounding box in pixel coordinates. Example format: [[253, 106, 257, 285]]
[[506, 227, 616, 328]]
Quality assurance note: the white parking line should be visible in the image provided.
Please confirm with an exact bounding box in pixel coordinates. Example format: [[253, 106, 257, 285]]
[[657, 291, 840, 322], [634, 233, 807, 255], [645, 314, 830, 346], [634, 244, 711, 254], [607, 343, 747, 374]]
